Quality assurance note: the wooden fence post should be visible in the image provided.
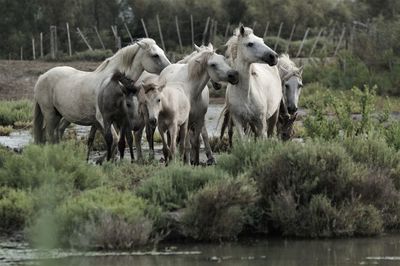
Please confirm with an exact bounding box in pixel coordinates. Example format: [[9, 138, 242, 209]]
[[334, 27, 346, 56], [141, 18, 149, 38], [156, 14, 166, 51], [263, 22, 270, 38], [296, 27, 310, 57], [274, 22, 283, 51], [66, 22, 72, 56], [224, 22, 231, 40], [309, 28, 324, 57], [175, 16, 183, 52], [285, 24, 296, 53], [111, 25, 121, 50], [20, 47, 23, 60], [50, 25, 56, 59], [77, 27, 93, 51], [202, 17, 210, 45], [32, 37, 36, 60], [190, 14, 194, 45], [40, 32, 43, 58], [94, 26, 105, 49], [124, 22, 134, 42]]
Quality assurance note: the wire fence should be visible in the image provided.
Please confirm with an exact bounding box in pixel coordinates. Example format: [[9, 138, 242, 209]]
[[9, 15, 374, 62]]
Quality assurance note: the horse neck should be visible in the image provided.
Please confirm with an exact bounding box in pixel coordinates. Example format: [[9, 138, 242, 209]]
[[186, 62, 210, 100], [233, 56, 252, 93], [97, 50, 144, 81]]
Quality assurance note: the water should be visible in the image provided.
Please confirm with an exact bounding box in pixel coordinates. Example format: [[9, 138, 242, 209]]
[[2, 235, 400, 266]]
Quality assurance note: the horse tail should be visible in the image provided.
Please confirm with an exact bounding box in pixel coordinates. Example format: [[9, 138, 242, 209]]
[[33, 101, 45, 144], [217, 104, 230, 140]]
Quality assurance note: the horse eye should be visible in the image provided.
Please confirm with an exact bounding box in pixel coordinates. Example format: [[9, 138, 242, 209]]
[[285, 84, 289, 89], [152, 54, 159, 58], [157, 99, 161, 103], [210, 63, 216, 68], [247, 42, 254, 47]]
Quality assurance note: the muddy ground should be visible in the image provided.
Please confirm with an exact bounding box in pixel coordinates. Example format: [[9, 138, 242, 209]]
[[0, 60, 99, 100]]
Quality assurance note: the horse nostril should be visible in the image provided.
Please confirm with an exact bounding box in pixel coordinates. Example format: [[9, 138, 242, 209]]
[[150, 118, 157, 126], [288, 106, 298, 115]]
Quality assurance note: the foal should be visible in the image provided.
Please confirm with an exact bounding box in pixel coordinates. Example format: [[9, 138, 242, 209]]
[[140, 82, 190, 164]]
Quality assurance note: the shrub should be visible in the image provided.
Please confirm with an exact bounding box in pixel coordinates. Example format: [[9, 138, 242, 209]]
[[217, 138, 283, 176], [0, 125, 13, 136], [0, 100, 32, 127], [182, 175, 259, 241], [102, 161, 161, 191], [384, 122, 400, 151], [0, 187, 33, 232], [342, 136, 400, 189], [136, 164, 225, 211], [252, 140, 360, 205], [33, 187, 157, 249], [0, 142, 105, 190]]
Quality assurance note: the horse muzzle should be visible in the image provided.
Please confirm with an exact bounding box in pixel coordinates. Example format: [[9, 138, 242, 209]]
[[211, 80, 222, 90], [227, 70, 239, 85], [262, 52, 278, 66]]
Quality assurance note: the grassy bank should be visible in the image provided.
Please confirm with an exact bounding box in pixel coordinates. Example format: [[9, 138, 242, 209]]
[[0, 129, 399, 249]]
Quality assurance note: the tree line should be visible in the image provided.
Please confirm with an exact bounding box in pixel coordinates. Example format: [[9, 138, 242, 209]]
[[0, 0, 399, 59]]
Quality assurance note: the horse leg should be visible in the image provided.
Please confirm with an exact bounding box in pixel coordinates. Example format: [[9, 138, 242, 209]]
[[228, 117, 234, 148], [168, 123, 178, 162], [44, 110, 62, 144], [231, 115, 245, 139], [267, 109, 279, 138], [201, 126, 215, 165], [192, 126, 202, 165], [146, 124, 155, 159], [159, 128, 170, 165], [220, 110, 230, 140], [125, 127, 134, 163], [118, 127, 126, 161], [134, 127, 144, 162], [179, 121, 189, 164], [87, 126, 97, 161], [103, 121, 113, 162], [58, 118, 71, 140]]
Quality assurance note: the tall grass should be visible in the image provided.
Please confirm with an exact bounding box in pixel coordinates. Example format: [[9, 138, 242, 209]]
[[0, 100, 32, 127]]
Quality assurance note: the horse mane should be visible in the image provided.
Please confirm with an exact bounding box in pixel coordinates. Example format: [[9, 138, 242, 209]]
[[277, 54, 301, 81], [187, 48, 213, 79], [225, 26, 253, 63], [95, 38, 156, 73], [178, 50, 197, 63]]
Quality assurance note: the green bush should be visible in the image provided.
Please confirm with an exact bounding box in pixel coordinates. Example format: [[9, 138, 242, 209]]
[[102, 161, 161, 191], [217, 139, 283, 176], [34, 187, 157, 249], [342, 136, 400, 190], [136, 164, 225, 211], [0, 142, 104, 190], [0, 100, 32, 127], [253, 140, 360, 204], [384, 122, 400, 151], [0, 187, 33, 232], [182, 175, 259, 241]]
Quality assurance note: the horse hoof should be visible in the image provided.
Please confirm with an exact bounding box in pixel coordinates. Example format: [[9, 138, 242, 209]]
[[206, 157, 216, 165]]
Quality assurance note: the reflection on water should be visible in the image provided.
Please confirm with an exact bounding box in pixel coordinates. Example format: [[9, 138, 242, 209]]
[[2, 235, 400, 266]]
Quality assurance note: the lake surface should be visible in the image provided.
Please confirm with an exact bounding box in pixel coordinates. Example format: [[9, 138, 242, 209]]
[[2, 235, 400, 266]]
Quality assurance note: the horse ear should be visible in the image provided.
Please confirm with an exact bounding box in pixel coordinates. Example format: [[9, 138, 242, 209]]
[[207, 43, 213, 50], [298, 65, 304, 75], [136, 40, 148, 50], [193, 44, 201, 52], [291, 113, 298, 122], [142, 82, 156, 93], [157, 84, 166, 92], [239, 25, 245, 36]]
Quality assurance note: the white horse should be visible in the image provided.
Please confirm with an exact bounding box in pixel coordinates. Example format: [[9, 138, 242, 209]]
[[220, 53, 303, 142], [225, 26, 281, 138], [33, 38, 170, 145], [157, 43, 239, 165], [140, 82, 190, 164]]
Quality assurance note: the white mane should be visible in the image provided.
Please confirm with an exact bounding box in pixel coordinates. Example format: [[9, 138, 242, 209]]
[[277, 54, 301, 81], [95, 38, 156, 73], [187, 48, 213, 80], [225, 26, 253, 63]]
